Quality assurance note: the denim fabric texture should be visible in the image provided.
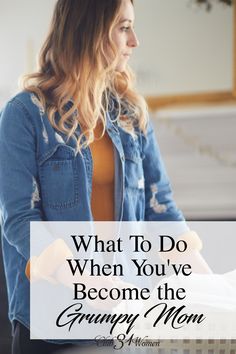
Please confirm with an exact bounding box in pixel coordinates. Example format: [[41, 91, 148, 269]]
[[0, 91, 184, 331]]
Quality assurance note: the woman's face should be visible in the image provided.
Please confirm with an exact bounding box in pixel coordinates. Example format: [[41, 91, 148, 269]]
[[111, 0, 139, 72]]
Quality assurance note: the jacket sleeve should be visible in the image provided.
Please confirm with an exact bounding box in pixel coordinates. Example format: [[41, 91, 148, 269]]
[[142, 119, 185, 221], [0, 99, 43, 260]]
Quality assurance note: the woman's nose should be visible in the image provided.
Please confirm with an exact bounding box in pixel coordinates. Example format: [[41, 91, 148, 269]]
[[128, 30, 139, 48]]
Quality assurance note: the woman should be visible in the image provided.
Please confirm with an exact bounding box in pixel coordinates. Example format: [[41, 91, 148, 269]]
[[0, 0, 207, 353]]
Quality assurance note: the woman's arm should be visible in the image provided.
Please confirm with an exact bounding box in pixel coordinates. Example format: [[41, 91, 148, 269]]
[[142, 120, 184, 222], [0, 98, 42, 261]]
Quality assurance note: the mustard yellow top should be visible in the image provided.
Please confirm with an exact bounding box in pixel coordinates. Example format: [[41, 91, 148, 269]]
[[90, 123, 115, 221]]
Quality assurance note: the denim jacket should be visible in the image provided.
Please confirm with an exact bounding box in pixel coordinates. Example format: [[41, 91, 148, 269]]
[[0, 91, 183, 330]]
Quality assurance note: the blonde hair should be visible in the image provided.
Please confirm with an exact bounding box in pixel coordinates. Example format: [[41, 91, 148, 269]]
[[23, 0, 148, 150]]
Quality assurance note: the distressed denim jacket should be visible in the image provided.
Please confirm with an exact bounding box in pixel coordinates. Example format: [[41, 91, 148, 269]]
[[0, 91, 184, 330]]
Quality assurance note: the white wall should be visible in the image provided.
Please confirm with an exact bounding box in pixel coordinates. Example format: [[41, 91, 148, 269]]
[[130, 0, 233, 95], [0, 0, 56, 105]]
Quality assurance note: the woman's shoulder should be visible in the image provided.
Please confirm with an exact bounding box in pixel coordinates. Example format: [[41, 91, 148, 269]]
[[0, 91, 50, 147], [2, 90, 44, 116], [0, 90, 48, 132]]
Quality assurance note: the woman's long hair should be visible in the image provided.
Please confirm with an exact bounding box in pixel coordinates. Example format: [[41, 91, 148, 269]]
[[23, 0, 148, 150]]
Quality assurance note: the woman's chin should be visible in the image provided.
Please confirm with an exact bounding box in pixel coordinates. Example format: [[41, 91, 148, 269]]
[[115, 61, 128, 73]]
